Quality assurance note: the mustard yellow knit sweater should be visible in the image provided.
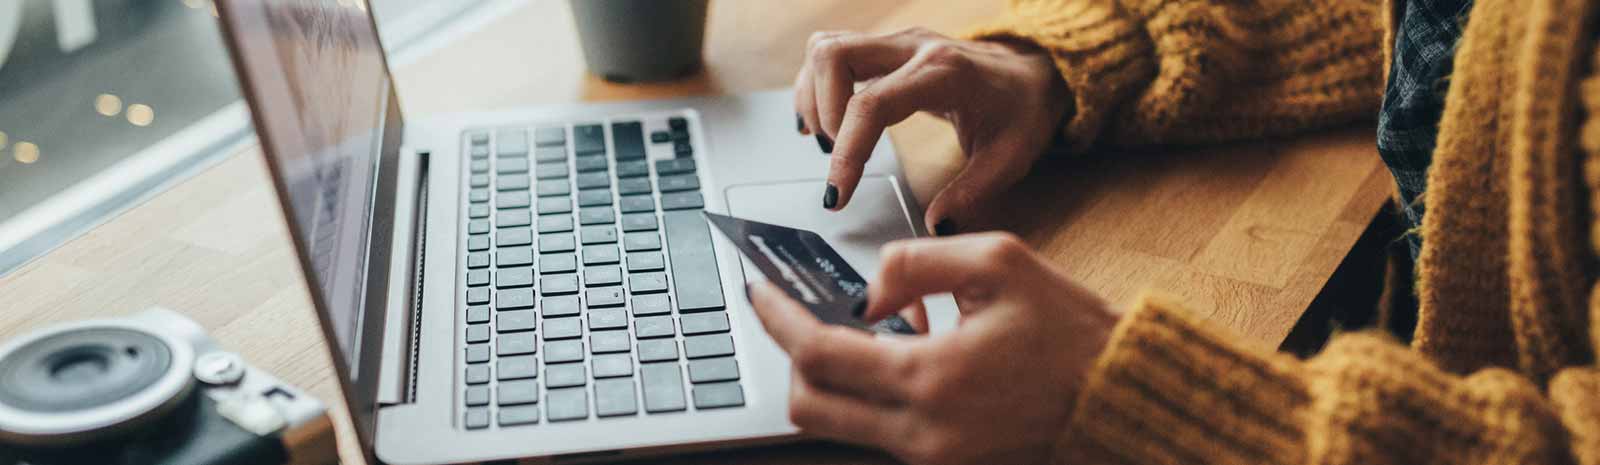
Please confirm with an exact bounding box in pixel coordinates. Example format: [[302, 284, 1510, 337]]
[[973, 0, 1600, 463]]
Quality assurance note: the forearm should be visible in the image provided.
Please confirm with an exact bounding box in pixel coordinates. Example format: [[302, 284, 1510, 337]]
[[1063, 294, 1595, 465], [969, 0, 1384, 154]]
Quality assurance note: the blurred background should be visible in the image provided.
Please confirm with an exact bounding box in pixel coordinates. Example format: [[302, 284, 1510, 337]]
[[0, 0, 500, 274]]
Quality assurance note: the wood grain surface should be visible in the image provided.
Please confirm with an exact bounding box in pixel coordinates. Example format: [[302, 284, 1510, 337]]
[[0, 0, 1389, 463]]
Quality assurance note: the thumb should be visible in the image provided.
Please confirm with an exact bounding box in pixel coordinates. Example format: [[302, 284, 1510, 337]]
[[922, 143, 1030, 237]]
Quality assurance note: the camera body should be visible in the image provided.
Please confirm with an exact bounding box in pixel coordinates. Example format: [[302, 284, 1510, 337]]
[[0, 308, 334, 465]]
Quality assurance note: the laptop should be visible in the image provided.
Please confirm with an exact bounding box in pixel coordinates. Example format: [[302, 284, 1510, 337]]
[[212, 1, 952, 463]]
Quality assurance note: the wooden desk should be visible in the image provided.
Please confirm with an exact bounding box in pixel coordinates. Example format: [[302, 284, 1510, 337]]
[[0, 0, 1389, 463]]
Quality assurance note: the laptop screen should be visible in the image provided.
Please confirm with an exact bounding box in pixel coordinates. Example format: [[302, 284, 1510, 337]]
[[214, 0, 397, 383]]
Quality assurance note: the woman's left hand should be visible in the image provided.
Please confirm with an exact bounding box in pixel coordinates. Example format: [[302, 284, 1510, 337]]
[[747, 232, 1121, 465]]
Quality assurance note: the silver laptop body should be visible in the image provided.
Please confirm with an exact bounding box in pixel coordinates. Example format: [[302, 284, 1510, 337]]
[[213, 1, 950, 463]]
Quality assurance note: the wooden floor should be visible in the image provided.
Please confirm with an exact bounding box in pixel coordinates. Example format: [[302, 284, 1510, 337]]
[[0, 0, 1390, 463]]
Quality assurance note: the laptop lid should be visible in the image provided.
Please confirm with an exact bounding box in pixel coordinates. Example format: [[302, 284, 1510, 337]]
[[211, 0, 405, 455]]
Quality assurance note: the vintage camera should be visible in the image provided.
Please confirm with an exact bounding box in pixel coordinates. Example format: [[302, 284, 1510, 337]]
[[0, 308, 335, 465]]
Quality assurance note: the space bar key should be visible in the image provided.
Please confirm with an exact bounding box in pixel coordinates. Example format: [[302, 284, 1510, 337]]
[[663, 211, 725, 312]]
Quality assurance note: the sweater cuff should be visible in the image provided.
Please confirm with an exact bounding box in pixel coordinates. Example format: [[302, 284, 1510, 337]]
[[966, 0, 1156, 155], [1059, 293, 1310, 465]]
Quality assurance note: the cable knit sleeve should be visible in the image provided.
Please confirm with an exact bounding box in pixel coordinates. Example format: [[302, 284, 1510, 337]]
[[1064, 294, 1598, 465], [967, 0, 1384, 154]]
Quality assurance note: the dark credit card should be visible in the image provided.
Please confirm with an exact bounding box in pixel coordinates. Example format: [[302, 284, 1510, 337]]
[[704, 212, 915, 334]]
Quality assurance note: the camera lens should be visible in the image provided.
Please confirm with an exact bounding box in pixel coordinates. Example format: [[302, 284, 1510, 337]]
[[0, 325, 193, 445]]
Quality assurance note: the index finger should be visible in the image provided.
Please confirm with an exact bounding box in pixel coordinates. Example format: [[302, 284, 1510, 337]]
[[825, 45, 959, 211]]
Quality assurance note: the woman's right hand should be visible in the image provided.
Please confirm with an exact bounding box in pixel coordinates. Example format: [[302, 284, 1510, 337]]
[[793, 27, 1069, 235]]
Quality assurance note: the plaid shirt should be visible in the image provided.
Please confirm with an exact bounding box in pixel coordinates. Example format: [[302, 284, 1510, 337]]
[[1378, 0, 1474, 258]]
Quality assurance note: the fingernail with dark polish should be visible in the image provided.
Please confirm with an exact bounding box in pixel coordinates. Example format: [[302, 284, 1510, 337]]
[[795, 113, 806, 134], [852, 298, 867, 319], [815, 133, 834, 154], [823, 183, 839, 209], [933, 219, 956, 237]]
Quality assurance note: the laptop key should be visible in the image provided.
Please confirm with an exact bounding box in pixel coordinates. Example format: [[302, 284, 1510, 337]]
[[534, 146, 567, 163], [623, 232, 661, 252], [637, 339, 679, 362], [467, 288, 489, 305], [466, 324, 490, 343], [496, 267, 533, 288], [641, 363, 687, 413], [497, 310, 538, 333], [466, 365, 490, 385], [615, 160, 649, 178], [469, 204, 489, 218], [634, 316, 675, 338], [668, 117, 687, 131], [537, 214, 573, 233], [497, 228, 532, 246], [497, 210, 532, 227], [545, 363, 587, 388], [673, 140, 693, 157], [464, 408, 490, 429], [466, 386, 489, 406], [498, 333, 537, 356], [655, 158, 696, 175], [499, 405, 540, 426], [497, 192, 530, 209], [581, 226, 619, 245], [618, 177, 652, 195], [536, 179, 571, 197], [619, 195, 655, 213], [612, 121, 646, 160], [657, 174, 700, 192], [660, 191, 705, 210], [469, 131, 489, 145], [547, 388, 590, 421], [497, 175, 530, 191], [498, 355, 538, 380], [683, 334, 734, 359], [649, 130, 670, 144], [499, 380, 540, 405], [680, 312, 730, 335], [498, 157, 528, 174], [688, 357, 740, 383], [693, 382, 745, 409], [589, 309, 628, 330], [467, 236, 489, 251], [576, 172, 610, 189], [497, 288, 535, 310], [467, 269, 489, 287], [595, 378, 639, 417], [497, 128, 529, 156], [468, 219, 489, 234], [469, 174, 489, 188], [497, 248, 533, 267], [465, 344, 490, 363], [541, 274, 579, 295], [470, 145, 490, 159], [537, 197, 572, 215], [575, 154, 608, 173], [544, 339, 584, 362], [578, 189, 613, 207], [592, 354, 634, 379], [621, 213, 657, 232], [539, 253, 577, 274], [629, 272, 669, 294], [582, 245, 621, 265], [466, 306, 490, 324], [574, 124, 605, 154], [539, 234, 576, 253], [542, 295, 581, 318], [663, 210, 725, 312], [586, 287, 626, 308], [535, 161, 569, 180], [627, 251, 665, 272], [631, 295, 671, 316], [470, 159, 489, 173], [585, 266, 623, 286], [469, 189, 489, 203], [535, 127, 565, 147], [590, 330, 631, 353], [579, 207, 615, 225], [544, 318, 583, 340]]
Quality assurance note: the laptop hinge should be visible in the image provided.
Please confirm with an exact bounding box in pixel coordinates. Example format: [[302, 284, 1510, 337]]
[[377, 149, 428, 405]]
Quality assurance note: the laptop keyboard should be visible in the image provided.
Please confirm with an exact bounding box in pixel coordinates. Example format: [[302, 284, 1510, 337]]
[[459, 115, 744, 430]]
